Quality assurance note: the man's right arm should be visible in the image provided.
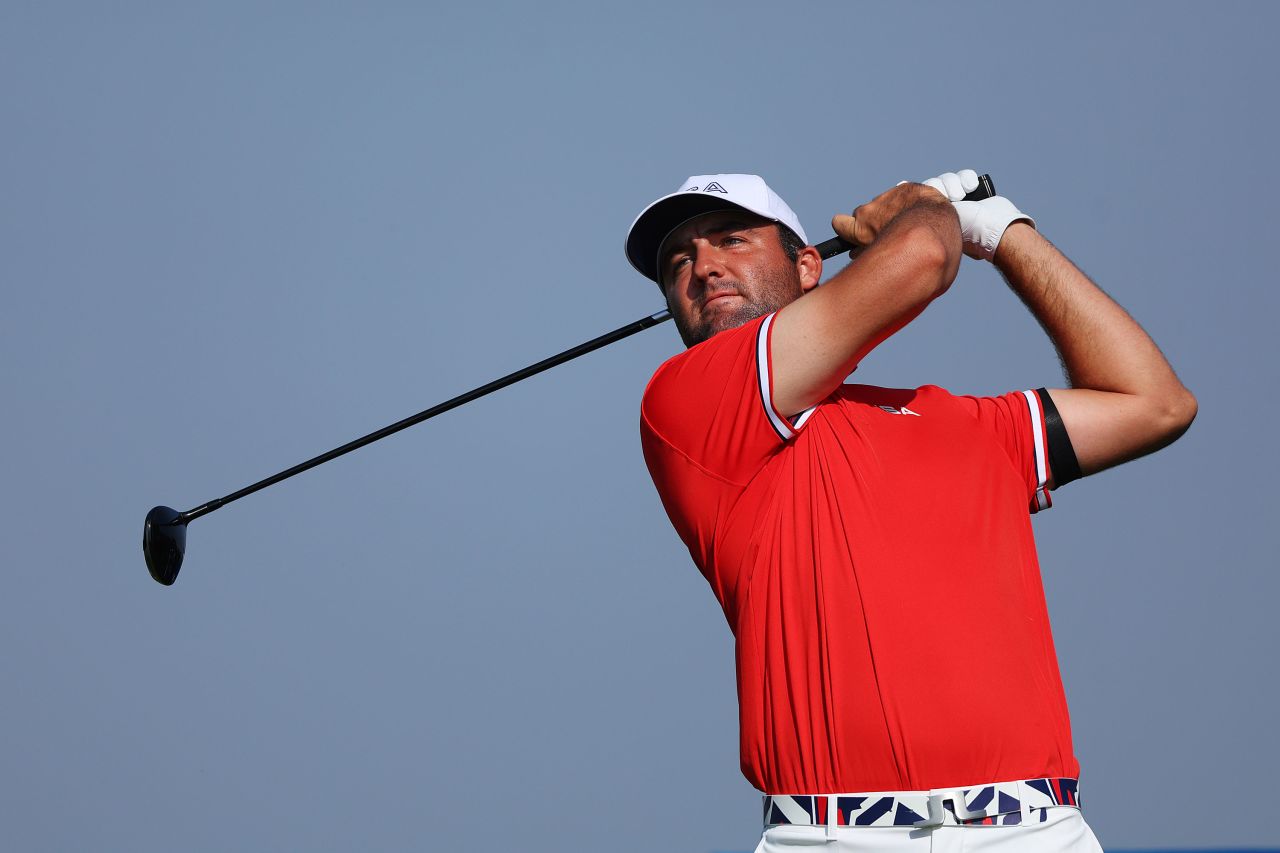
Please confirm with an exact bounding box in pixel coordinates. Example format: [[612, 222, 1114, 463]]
[[991, 224, 1197, 482], [769, 184, 963, 417]]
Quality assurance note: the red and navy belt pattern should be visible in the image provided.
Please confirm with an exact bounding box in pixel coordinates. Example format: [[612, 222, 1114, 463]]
[[764, 777, 1080, 829]]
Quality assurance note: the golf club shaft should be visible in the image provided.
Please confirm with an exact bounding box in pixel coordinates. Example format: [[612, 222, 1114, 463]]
[[178, 308, 674, 522], [176, 173, 995, 523]]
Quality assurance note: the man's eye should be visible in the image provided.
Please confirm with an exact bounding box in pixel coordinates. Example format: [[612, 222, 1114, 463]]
[[671, 256, 691, 270], [722, 235, 745, 246]]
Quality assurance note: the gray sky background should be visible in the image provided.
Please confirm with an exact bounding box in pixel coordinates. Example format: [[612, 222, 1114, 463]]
[[3, 2, 1276, 851]]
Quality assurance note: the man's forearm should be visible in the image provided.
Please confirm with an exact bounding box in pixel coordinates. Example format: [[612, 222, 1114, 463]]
[[828, 197, 963, 364], [770, 188, 961, 416], [993, 223, 1197, 475]]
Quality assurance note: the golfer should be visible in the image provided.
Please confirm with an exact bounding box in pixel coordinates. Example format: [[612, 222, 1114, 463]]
[[626, 170, 1195, 852]]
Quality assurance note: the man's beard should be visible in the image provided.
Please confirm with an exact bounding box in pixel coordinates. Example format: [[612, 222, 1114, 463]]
[[674, 296, 771, 347], [673, 270, 803, 348]]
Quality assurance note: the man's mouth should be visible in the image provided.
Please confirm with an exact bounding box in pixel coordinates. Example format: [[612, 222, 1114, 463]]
[[703, 290, 740, 308]]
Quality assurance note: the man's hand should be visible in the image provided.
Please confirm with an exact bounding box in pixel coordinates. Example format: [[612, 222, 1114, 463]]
[[923, 169, 1033, 260], [831, 182, 950, 249]]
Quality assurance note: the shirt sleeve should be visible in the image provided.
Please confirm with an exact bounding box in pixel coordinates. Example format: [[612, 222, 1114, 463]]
[[640, 313, 802, 487], [959, 389, 1055, 513]]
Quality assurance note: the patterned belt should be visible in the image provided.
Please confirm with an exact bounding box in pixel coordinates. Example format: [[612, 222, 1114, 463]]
[[763, 777, 1081, 829]]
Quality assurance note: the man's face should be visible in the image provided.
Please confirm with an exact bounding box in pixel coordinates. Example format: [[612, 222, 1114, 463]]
[[659, 211, 811, 348]]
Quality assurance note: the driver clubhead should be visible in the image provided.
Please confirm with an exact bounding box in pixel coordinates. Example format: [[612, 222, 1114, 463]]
[[144, 506, 187, 585]]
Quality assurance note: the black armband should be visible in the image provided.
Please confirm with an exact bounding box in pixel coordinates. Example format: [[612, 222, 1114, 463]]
[[1036, 388, 1082, 487]]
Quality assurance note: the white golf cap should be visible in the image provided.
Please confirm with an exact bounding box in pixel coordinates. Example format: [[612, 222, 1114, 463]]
[[625, 174, 808, 284]]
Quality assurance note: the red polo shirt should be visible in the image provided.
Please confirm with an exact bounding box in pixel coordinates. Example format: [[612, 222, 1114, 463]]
[[640, 314, 1078, 795]]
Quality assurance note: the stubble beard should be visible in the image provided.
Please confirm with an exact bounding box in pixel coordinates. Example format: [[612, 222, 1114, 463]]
[[673, 269, 804, 348]]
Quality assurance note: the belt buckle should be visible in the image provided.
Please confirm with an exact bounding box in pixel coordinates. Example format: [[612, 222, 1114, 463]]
[[913, 788, 989, 828], [913, 794, 947, 828]]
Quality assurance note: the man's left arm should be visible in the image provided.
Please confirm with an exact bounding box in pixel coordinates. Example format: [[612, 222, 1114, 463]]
[[990, 222, 1197, 485]]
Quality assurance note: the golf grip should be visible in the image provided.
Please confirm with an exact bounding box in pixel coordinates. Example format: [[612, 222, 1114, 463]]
[[813, 174, 996, 260]]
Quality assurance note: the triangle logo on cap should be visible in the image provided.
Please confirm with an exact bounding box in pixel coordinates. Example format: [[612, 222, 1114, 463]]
[[681, 182, 729, 194]]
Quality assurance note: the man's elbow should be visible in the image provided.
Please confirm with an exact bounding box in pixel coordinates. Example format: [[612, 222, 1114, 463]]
[[898, 225, 961, 298], [1154, 385, 1198, 444]]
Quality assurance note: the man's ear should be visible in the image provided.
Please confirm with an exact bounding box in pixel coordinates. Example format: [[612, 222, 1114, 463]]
[[797, 245, 822, 293]]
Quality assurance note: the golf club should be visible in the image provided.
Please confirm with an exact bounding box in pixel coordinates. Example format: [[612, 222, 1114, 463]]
[[144, 175, 996, 585]]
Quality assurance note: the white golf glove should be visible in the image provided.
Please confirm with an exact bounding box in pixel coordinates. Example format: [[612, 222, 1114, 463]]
[[922, 169, 1034, 261]]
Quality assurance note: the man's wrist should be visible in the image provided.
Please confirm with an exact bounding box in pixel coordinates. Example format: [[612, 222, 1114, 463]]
[[991, 220, 1037, 267]]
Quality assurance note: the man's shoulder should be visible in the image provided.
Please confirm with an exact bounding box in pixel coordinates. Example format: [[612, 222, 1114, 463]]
[[642, 315, 770, 401], [639, 315, 784, 490]]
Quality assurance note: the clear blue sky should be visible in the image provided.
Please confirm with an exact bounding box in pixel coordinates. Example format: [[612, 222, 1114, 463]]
[[2, 2, 1276, 850]]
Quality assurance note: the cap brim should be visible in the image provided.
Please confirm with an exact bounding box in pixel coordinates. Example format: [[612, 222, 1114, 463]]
[[625, 192, 763, 284]]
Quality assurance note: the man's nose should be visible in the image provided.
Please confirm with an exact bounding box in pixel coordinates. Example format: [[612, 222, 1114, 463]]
[[692, 244, 727, 282]]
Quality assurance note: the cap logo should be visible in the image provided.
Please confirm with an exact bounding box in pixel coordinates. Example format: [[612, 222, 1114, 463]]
[[681, 182, 729, 194]]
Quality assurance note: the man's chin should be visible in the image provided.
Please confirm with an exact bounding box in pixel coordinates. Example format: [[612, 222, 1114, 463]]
[[712, 302, 768, 333], [683, 305, 767, 347]]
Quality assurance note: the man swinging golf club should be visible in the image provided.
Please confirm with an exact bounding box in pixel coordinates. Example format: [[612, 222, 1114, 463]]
[[627, 170, 1196, 852]]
